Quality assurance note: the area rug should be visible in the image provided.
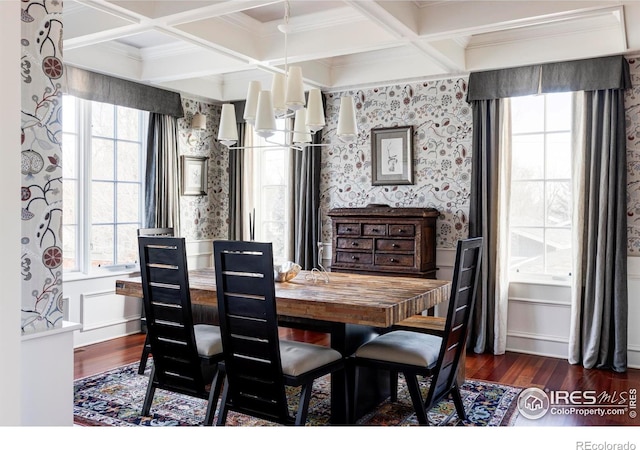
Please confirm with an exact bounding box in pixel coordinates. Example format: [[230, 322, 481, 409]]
[[74, 362, 521, 427]]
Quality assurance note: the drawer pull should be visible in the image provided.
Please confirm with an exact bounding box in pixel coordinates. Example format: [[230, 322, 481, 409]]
[[390, 258, 396, 263], [351, 256, 359, 260], [351, 241, 358, 246], [372, 228, 379, 232], [392, 243, 399, 248], [397, 229, 405, 233], [346, 227, 352, 232]]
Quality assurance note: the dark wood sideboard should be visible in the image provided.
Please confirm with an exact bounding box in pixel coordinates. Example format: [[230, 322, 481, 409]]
[[328, 207, 439, 279]]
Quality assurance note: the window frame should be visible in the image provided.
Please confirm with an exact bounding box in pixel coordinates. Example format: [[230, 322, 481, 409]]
[[508, 93, 573, 284], [62, 95, 147, 276]]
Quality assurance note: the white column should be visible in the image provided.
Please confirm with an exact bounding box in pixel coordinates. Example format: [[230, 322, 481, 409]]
[[0, 0, 23, 426]]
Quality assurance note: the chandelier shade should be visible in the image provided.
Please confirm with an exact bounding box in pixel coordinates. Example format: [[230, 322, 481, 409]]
[[254, 90, 277, 138], [217, 104, 238, 146], [336, 96, 357, 143], [243, 80, 261, 125], [293, 108, 312, 144]]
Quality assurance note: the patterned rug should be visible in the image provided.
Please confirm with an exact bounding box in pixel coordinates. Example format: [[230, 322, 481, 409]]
[[74, 362, 521, 427]]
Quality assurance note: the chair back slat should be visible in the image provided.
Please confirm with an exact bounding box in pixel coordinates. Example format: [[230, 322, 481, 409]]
[[425, 237, 483, 408], [214, 240, 292, 424], [138, 236, 207, 397]]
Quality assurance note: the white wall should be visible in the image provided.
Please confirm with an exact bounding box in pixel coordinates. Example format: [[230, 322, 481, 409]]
[[0, 0, 23, 426], [69, 239, 213, 347]]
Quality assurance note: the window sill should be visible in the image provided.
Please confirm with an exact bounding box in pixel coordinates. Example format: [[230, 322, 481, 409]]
[[63, 265, 140, 283], [509, 275, 571, 288]]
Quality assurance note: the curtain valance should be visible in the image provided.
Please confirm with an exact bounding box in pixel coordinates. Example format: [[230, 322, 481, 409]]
[[467, 55, 631, 101], [64, 65, 184, 118]]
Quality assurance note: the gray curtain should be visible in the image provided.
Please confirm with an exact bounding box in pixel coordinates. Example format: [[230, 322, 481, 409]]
[[569, 89, 628, 372], [229, 102, 247, 240], [468, 55, 630, 367], [144, 113, 181, 235], [468, 99, 501, 354], [64, 65, 183, 117], [292, 131, 322, 269]]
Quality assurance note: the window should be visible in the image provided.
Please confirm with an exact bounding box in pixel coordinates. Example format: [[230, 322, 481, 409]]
[[62, 95, 147, 272], [509, 92, 573, 278], [250, 119, 291, 263]]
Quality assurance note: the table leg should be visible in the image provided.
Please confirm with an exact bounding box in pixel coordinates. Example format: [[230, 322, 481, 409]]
[[329, 323, 388, 424]]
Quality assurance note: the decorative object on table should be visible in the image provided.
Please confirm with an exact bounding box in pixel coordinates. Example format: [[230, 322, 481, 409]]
[[180, 155, 208, 196], [73, 361, 521, 426], [274, 261, 302, 282], [371, 125, 414, 185]]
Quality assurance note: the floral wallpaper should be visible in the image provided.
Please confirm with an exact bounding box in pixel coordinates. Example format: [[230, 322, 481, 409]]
[[20, 0, 64, 333], [320, 79, 472, 249], [178, 98, 228, 242], [625, 57, 640, 255]]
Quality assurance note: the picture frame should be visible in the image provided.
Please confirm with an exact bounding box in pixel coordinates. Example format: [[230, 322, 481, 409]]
[[181, 155, 208, 196], [371, 126, 414, 185]]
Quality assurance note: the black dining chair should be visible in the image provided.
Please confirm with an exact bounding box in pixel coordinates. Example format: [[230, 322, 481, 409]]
[[350, 237, 483, 425], [136, 227, 175, 375], [212, 240, 345, 426], [138, 236, 224, 425]]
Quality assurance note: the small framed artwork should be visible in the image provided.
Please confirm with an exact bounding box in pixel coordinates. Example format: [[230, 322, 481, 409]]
[[181, 155, 208, 196], [371, 126, 414, 185]]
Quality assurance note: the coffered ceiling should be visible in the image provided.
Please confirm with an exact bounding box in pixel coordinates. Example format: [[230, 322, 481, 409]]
[[63, 1, 640, 102]]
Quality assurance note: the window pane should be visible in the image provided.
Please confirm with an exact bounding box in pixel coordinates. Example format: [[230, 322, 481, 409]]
[[62, 95, 77, 133], [117, 107, 140, 141], [545, 228, 572, 275], [546, 92, 572, 132], [117, 142, 141, 181], [262, 150, 285, 184], [91, 224, 114, 267], [510, 181, 544, 227], [263, 221, 286, 262], [62, 225, 77, 271], [92, 181, 114, 223], [546, 132, 571, 179], [511, 95, 544, 133], [92, 138, 114, 180], [116, 224, 138, 264], [92, 102, 114, 137], [510, 228, 544, 273], [262, 186, 286, 221], [117, 183, 140, 222], [512, 134, 543, 180], [546, 181, 571, 227], [63, 178, 78, 225], [62, 133, 78, 178]]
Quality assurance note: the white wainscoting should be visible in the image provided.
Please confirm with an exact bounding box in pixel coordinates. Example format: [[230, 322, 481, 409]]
[[67, 239, 213, 348]]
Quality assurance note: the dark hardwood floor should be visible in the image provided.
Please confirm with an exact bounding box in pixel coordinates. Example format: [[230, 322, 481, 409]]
[[74, 330, 640, 427]]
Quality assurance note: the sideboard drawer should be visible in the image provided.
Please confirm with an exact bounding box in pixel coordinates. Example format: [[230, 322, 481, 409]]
[[337, 237, 373, 250], [389, 224, 416, 237], [375, 254, 415, 267], [376, 239, 414, 252], [336, 251, 373, 265], [363, 224, 386, 236], [337, 223, 360, 235]]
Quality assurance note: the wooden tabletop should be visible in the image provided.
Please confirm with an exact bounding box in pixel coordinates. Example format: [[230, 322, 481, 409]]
[[115, 268, 451, 328]]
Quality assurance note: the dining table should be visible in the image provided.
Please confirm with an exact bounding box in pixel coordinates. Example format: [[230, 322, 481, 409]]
[[115, 268, 451, 424]]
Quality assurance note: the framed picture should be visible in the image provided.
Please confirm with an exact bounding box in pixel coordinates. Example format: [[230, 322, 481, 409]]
[[181, 155, 208, 196], [371, 126, 414, 185]]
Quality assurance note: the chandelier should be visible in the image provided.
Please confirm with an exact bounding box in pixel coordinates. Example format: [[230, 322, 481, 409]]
[[217, 0, 358, 149]]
